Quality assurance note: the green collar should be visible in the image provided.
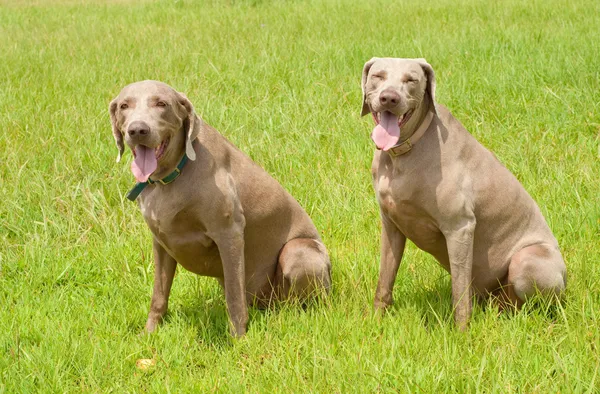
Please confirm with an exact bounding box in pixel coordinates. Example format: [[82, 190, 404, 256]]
[[126, 154, 189, 201]]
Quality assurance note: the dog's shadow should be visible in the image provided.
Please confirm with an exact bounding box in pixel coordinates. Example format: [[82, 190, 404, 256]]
[[143, 274, 566, 342], [164, 279, 239, 347], [162, 277, 323, 347], [174, 301, 231, 346], [390, 275, 567, 329], [394, 277, 456, 329]]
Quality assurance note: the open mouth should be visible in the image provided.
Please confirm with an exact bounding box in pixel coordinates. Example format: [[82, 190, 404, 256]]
[[132, 138, 170, 160], [370, 110, 414, 151], [154, 137, 170, 160], [371, 110, 414, 128], [130, 138, 170, 183]]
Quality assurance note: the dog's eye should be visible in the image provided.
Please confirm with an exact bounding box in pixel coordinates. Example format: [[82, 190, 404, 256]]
[[119, 103, 128, 110], [371, 74, 384, 81], [156, 101, 167, 107]]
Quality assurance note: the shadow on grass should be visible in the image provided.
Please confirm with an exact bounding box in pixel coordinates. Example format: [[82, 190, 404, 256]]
[[175, 302, 232, 347], [386, 278, 568, 329], [496, 292, 569, 324], [165, 286, 332, 348], [406, 279, 455, 329]]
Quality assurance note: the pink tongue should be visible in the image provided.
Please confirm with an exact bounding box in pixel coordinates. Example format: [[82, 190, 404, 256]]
[[371, 111, 400, 151], [131, 145, 157, 182]]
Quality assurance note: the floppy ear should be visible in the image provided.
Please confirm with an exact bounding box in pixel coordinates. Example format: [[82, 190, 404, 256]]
[[109, 98, 124, 163], [415, 58, 437, 114], [177, 92, 201, 161], [361, 57, 379, 117]]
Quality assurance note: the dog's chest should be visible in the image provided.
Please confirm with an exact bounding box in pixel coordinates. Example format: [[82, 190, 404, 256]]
[[375, 171, 445, 253], [142, 199, 211, 239], [138, 196, 220, 273], [375, 171, 422, 218]]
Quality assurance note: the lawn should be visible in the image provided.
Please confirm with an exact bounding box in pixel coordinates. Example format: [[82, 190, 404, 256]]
[[1, 0, 599, 391]]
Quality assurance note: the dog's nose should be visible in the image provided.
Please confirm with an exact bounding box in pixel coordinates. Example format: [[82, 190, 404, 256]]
[[379, 89, 400, 106], [127, 121, 150, 137]]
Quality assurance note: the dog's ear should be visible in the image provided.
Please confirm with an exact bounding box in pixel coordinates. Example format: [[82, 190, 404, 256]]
[[177, 92, 201, 161], [109, 98, 124, 163], [415, 58, 437, 114], [361, 57, 379, 117]]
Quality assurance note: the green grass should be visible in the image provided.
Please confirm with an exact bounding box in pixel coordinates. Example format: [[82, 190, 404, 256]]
[[1, 0, 599, 391]]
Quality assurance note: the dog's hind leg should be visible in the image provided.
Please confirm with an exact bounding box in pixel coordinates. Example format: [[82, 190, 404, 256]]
[[507, 243, 566, 303], [275, 238, 331, 301]]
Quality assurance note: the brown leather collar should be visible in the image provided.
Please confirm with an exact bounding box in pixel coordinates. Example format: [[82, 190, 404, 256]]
[[387, 111, 434, 157]]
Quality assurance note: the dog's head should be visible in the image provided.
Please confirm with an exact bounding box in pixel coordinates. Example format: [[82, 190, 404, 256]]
[[360, 58, 436, 151], [361, 57, 436, 118], [109, 80, 200, 182]]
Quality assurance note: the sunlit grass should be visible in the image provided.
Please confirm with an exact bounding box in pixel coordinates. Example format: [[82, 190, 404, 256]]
[[1, 0, 599, 391]]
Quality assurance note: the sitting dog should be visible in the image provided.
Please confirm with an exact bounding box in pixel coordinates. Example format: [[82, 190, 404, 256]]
[[109, 80, 331, 336], [361, 58, 566, 329]]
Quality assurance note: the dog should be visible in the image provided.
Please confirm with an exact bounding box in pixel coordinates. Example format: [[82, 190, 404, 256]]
[[361, 58, 566, 329], [109, 80, 331, 336]]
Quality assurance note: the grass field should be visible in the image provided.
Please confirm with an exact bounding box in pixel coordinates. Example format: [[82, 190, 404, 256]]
[[1, 0, 599, 391]]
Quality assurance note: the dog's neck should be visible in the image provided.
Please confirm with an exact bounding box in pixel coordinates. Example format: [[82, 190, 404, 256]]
[[149, 127, 188, 181], [397, 93, 433, 143]]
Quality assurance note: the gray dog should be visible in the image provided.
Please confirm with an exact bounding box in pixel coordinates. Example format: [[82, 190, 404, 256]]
[[361, 58, 566, 329], [109, 80, 331, 336]]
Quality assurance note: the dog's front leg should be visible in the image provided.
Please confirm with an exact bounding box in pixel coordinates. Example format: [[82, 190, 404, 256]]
[[374, 212, 407, 311], [214, 223, 248, 337], [443, 219, 476, 330], [145, 238, 177, 333]]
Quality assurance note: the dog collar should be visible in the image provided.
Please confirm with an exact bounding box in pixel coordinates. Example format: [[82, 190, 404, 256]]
[[126, 154, 189, 201], [386, 111, 434, 157]]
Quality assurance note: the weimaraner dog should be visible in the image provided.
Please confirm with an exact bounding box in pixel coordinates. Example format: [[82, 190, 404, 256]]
[[361, 58, 566, 329], [109, 80, 331, 336]]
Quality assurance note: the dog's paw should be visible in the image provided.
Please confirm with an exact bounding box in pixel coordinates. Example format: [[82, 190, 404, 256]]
[[144, 318, 160, 333], [374, 299, 392, 314], [229, 325, 247, 338], [454, 313, 470, 332]]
